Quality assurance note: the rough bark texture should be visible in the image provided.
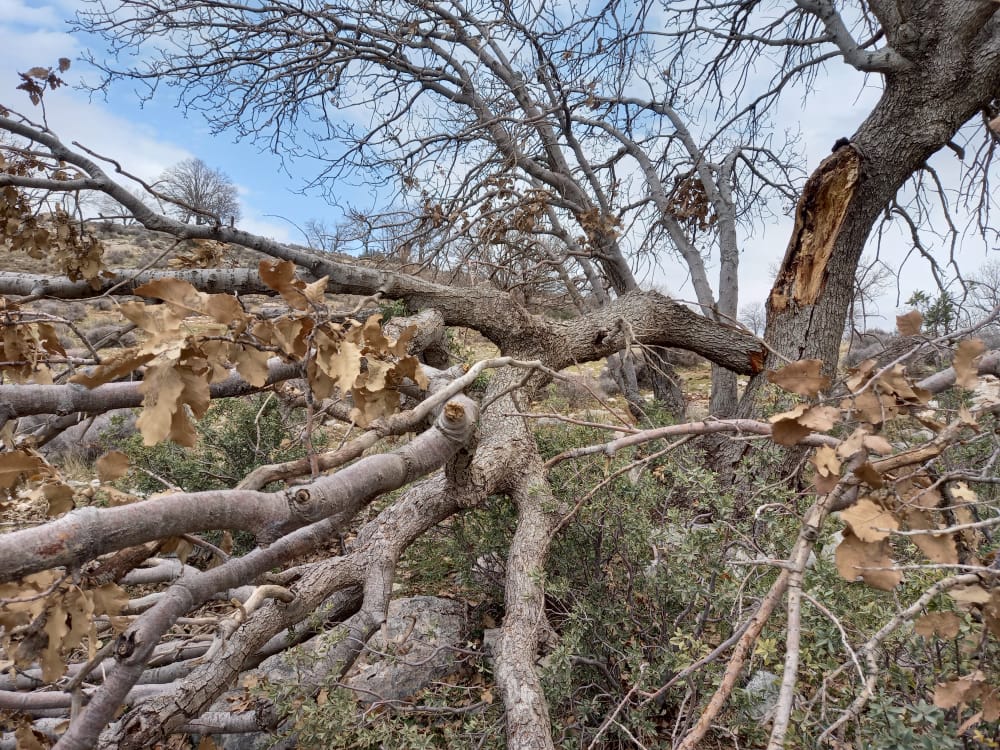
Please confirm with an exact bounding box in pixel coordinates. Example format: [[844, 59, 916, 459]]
[[0, 268, 276, 298], [761, 2, 1000, 382]]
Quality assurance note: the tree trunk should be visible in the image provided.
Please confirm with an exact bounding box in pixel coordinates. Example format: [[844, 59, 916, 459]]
[[748, 4, 1000, 413]]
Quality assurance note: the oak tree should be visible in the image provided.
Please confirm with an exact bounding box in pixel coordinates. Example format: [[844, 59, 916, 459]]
[[1, 1, 1000, 748]]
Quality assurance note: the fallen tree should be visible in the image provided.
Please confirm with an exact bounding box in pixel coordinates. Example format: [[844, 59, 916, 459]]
[[2, 1, 1000, 748]]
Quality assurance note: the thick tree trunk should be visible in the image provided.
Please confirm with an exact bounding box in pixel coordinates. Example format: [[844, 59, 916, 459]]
[[714, 3, 1000, 483], [746, 3, 1000, 415]]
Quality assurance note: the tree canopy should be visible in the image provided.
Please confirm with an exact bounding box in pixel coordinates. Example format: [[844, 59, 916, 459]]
[[157, 158, 241, 227]]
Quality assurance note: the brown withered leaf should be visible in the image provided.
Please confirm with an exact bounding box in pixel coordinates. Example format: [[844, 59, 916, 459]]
[[233, 345, 270, 387], [914, 611, 961, 639], [316, 337, 361, 393], [96, 451, 130, 482], [862, 434, 894, 455], [878, 365, 930, 404], [41, 482, 74, 516], [361, 313, 390, 353], [120, 300, 184, 350], [137, 363, 185, 446], [898, 478, 943, 510], [14, 721, 47, 750], [0, 450, 48, 491], [395, 355, 430, 389], [41, 600, 70, 681], [89, 583, 128, 617], [258, 260, 324, 310], [903, 509, 958, 564], [134, 278, 245, 326], [985, 689, 1000, 722], [852, 462, 884, 489], [770, 418, 812, 446], [951, 482, 977, 504], [845, 389, 896, 426], [301, 276, 329, 304], [390, 325, 418, 357], [270, 317, 313, 359], [950, 586, 992, 605], [934, 679, 973, 710], [954, 338, 986, 389], [811, 445, 841, 476], [350, 387, 400, 427], [896, 310, 923, 336], [835, 530, 902, 590], [811, 445, 841, 494], [845, 358, 877, 393], [102, 486, 140, 506], [767, 359, 830, 397], [836, 427, 867, 458], [307, 361, 335, 401], [363, 358, 393, 392], [934, 672, 986, 710], [70, 348, 153, 389], [957, 711, 984, 737], [798, 405, 841, 431], [168, 406, 198, 448], [841, 498, 897, 542]]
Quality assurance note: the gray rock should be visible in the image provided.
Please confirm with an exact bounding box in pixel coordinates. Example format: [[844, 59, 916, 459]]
[[19, 409, 137, 461], [744, 669, 780, 721], [343, 596, 467, 703]]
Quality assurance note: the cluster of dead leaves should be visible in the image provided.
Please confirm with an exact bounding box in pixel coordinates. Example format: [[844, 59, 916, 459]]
[[667, 173, 716, 231], [64, 260, 424, 446], [0, 570, 127, 683], [0, 298, 65, 384], [14, 59, 70, 107], [0, 186, 108, 287], [765, 310, 995, 592]]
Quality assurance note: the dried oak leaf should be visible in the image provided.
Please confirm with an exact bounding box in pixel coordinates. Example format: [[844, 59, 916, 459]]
[[834, 530, 902, 590], [41, 482, 74, 516], [896, 310, 923, 336], [840, 497, 897, 542], [134, 278, 245, 328], [233, 345, 271, 388], [949, 586, 993, 605], [96, 451, 130, 483], [954, 338, 986, 389], [70, 348, 154, 389], [766, 359, 830, 397], [0, 450, 48, 492], [852, 462, 884, 489], [770, 417, 811, 446], [259, 259, 327, 310], [811, 447, 841, 494], [914, 611, 961, 639], [845, 358, 877, 393], [903, 509, 958, 564], [934, 672, 986, 710]]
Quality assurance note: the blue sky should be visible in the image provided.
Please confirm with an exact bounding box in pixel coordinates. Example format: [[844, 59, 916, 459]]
[[0, 0, 343, 243], [1, 0, 993, 323]]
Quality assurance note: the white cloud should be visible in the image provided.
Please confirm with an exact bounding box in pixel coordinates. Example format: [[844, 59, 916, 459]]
[[237, 215, 292, 243], [0, 0, 66, 29]]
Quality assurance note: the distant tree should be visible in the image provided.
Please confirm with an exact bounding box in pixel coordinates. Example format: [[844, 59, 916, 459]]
[[969, 258, 1000, 327], [96, 189, 162, 225], [303, 218, 340, 253], [157, 157, 241, 226], [846, 256, 894, 335], [739, 301, 766, 336], [906, 289, 962, 337]]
